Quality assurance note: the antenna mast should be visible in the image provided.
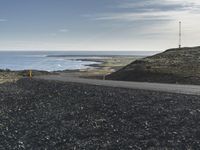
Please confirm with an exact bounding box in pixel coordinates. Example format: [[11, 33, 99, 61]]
[[179, 21, 182, 48]]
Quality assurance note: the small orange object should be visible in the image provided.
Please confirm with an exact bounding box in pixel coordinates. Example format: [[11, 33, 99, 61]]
[[29, 70, 32, 78]]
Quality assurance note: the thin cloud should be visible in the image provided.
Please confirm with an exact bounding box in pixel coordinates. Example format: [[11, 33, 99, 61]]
[[118, 0, 197, 10], [50, 29, 69, 37], [83, 0, 200, 48], [0, 19, 7, 22], [59, 29, 69, 33], [93, 11, 179, 21], [91, 0, 200, 22]]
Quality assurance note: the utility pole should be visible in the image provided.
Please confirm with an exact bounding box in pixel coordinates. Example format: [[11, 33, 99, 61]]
[[179, 21, 182, 48]]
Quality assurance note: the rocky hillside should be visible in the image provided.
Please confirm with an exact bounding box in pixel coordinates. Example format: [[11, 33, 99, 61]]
[[107, 46, 200, 85]]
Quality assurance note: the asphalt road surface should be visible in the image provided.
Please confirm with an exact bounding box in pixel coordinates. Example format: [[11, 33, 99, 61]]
[[36, 75, 200, 96]]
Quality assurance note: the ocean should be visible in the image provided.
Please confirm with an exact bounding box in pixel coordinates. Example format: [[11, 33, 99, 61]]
[[0, 51, 158, 71]]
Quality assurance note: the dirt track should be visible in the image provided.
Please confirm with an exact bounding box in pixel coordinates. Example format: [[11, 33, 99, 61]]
[[36, 75, 200, 95]]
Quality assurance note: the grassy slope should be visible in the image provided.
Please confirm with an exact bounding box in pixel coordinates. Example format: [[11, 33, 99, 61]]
[[0, 70, 51, 84], [63, 56, 140, 79], [107, 46, 200, 84]]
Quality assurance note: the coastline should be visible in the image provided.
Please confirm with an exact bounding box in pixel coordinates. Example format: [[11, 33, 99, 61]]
[[1, 52, 200, 149], [0, 56, 141, 83], [55, 56, 141, 79]]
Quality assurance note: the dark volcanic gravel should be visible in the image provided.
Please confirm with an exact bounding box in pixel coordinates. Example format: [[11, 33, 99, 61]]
[[0, 78, 200, 149]]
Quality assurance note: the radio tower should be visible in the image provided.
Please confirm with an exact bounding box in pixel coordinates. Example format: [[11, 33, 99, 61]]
[[179, 21, 182, 48]]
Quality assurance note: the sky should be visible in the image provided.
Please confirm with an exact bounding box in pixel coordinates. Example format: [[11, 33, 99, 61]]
[[0, 0, 200, 51]]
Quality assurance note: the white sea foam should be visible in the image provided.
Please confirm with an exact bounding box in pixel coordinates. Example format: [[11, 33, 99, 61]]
[[0, 51, 158, 71]]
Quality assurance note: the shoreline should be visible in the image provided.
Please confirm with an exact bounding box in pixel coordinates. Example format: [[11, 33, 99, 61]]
[[0, 56, 141, 83]]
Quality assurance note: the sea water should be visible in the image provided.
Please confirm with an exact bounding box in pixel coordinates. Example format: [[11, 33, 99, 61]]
[[0, 51, 158, 71]]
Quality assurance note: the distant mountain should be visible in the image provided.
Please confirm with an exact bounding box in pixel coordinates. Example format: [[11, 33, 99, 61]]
[[107, 46, 200, 85]]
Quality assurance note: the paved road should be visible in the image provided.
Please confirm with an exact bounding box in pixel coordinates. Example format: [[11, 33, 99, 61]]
[[35, 75, 200, 95]]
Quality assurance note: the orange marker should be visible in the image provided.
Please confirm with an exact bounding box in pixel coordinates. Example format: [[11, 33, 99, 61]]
[[29, 70, 32, 78]]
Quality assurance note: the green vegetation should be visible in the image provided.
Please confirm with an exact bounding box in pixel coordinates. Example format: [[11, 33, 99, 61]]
[[108, 46, 200, 84], [0, 70, 51, 84], [77, 56, 141, 79], [98, 56, 140, 68], [0, 71, 20, 84], [0, 56, 142, 82]]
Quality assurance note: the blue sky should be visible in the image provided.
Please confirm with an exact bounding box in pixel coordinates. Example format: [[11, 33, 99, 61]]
[[0, 0, 200, 51]]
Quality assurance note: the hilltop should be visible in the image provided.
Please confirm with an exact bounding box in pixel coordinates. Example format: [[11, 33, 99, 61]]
[[107, 46, 200, 85]]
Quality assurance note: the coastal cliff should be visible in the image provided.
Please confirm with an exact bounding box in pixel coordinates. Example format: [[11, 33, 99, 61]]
[[107, 46, 200, 85]]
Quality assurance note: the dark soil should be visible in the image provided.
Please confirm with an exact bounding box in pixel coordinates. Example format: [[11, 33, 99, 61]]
[[106, 70, 200, 85], [0, 78, 200, 149]]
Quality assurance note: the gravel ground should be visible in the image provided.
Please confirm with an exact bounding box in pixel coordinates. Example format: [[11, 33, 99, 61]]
[[0, 78, 200, 150]]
